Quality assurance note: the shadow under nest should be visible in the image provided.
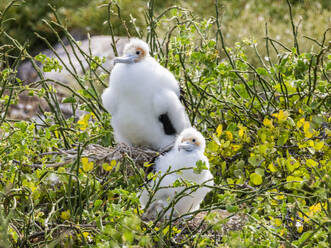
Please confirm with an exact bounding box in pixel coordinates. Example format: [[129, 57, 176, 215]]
[[58, 143, 247, 243]]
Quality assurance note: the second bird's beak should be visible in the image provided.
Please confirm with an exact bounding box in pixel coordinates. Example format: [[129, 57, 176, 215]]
[[113, 54, 139, 64], [178, 142, 195, 152]]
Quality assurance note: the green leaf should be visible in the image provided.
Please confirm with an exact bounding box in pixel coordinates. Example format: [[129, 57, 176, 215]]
[[248, 155, 263, 167], [277, 131, 288, 146], [255, 168, 264, 176], [226, 205, 238, 213], [221, 161, 227, 175], [287, 117, 295, 127], [250, 173, 263, 185], [62, 97, 76, 104], [227, 122, 237, 132], [193, 160, 208, 174], [306, 159, 318, 167], [173, 179, 182, 187], [297, 231, 313, 244], [326, 61, 331, 71], [233, 169, 243, 178], [94, 199, 103, 208], [35, 53, 46, 62], [256, 67, 268, 76], [227, 178, 234, 185]]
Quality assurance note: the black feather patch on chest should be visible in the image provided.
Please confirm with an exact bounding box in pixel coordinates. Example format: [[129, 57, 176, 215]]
[[158, 113, 176, 135]]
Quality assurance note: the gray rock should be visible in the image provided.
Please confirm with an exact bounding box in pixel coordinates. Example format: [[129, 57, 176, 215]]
[[17, 35, 128, 85], [11, 35, 129, 121]]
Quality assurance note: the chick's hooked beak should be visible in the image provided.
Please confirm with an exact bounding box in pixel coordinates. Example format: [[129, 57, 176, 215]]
[[113, 54, 139, 64], [178, 141, 196, 152]]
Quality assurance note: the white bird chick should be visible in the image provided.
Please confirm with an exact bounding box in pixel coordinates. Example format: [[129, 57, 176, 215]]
[[102, 38, 191, 150], [113, 38, 149, 64], [140, 128, 214, 219]]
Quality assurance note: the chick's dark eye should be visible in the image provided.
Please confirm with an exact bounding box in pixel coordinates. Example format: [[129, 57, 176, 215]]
[[192, 139, 196, 142], [136, 51, 140, 55]]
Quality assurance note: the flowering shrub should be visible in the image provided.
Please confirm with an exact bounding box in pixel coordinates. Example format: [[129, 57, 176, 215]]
[[0, 0, 330, 247]]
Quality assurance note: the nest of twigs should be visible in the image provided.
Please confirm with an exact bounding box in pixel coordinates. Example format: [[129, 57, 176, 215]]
[[62, 143, 159, 167], [24, 143, 247, 240], [24, 143, 160, 176], [74, 143, 160, 176], [142, 209, 247, 245], [80, 143, 160, 166], [172, 210, 248, 244]]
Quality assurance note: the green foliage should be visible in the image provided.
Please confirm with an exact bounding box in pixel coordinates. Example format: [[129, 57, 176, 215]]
[[0, 0, 330, 247], [1, 0, 330, 60], [35, 53, 63, 72]]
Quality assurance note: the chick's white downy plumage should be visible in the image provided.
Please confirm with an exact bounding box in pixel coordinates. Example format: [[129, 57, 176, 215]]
[[102, 38, 190, 150], [140, 128, 214, 219]]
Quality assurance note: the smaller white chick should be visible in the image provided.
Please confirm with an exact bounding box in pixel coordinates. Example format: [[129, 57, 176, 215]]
[[140, 128, 214, 219]]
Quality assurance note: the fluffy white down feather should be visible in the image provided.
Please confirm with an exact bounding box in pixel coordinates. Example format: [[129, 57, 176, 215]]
[[140, 128, 214, 219], [102, 38, 190, 150]]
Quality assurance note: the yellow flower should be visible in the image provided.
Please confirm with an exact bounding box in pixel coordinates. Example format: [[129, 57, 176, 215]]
[[296, 118, 305, 128], [268, 162, 278, 172], [60, 210, 70, 220], [232, 144, 241, 151], [102, 162, 114, 171], [314, 140, 324, 151], [225, 131, 233, 141], [274, 218, 282, 227], [297, 225, 303, 233], [162, 226, 170, 235], [82, 232, 89, 239], [303, 121, 313, 138], [307, 140, 314, 147], [101, 160, 117, 171], [306, 203, 323, 221], [263, 118, 274, 128], [275, 194, 284, 200], [172, 226, 181, 234], [216, 124, 223, 137], [272, 110, 289, 123], [309, 203, 321, 213], [303, 121, 309, 131], [77, 113, 91, 131], [304, 215, 309, 223], [54, 130, 59, 138], [81, 157, 94, 172], [238, 124, 246, 138]]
